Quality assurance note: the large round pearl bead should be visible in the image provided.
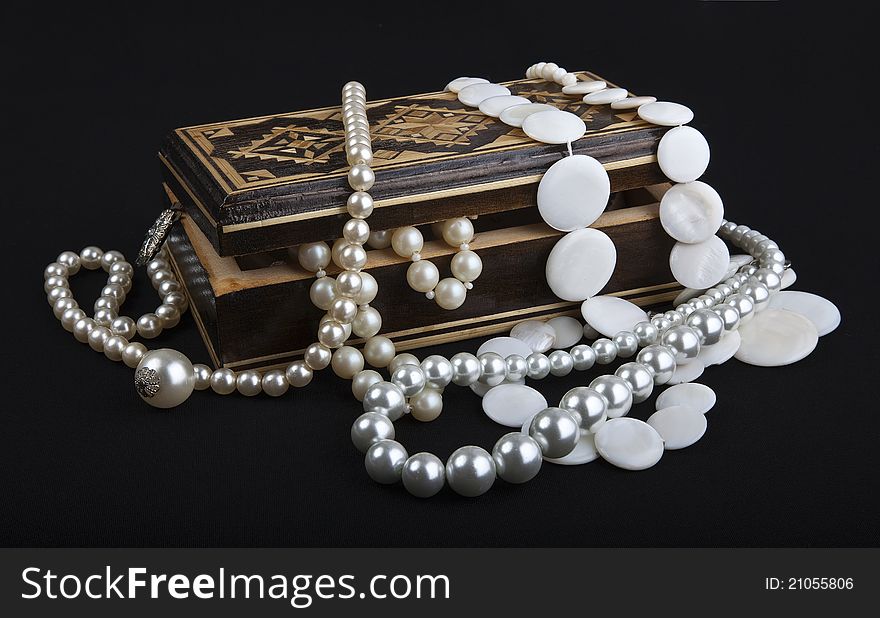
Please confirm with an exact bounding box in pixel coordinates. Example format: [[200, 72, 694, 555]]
[[434, 278, 467, 310], [477, 352, 507, 386], [528, 407, 580, 458], [348, 163, 375, 191], [354, 271, 378, 305], [352, 370, 383, 401], [686, 308, 725, 345], [347, 191, 374, 219], [592, 338, 618, 364], [406, 260, 440, 293], [363, 336, 396, 368], [450, 352, 481, 386], [446, 446, 496, 497], [352, 306, 382, 338], [559, 386, 607, 433], [351, 412, 395, 453], [135, 349, 195, 408], [262, 370, 289, 397], [367, 230, 392, 250], [614, 362, 655, 403], [492, 433, 543, 484], [450, 250, 482, 282], [612, 331, 639, 358], [210, 368, 237, 395], [329, 297, 358, 324], [297, 242, 331, 273], [442, 218, 475, 246], [309, 277, 337, 311], [570, 345, 597, 371], [122, 342, 147, 369], [331, 346, 364, 379], [236, 371, 262, 396], [660, 325, 701, 363], [391, 364, 427, 397], [343, 218, 371, 245], [136, 313, 163, 339], [636, 344, 677, 385], [505, 354, 529, 381], [548, 350, 574, 376], [335, 271, 363, 298], [286, 360, 314, 388], [409, 388, 443, 422], [318, 319, 347, 349], [420, 355, 454, 390], [365, 440, 408, 484], [338, 243, 367, 271], [402, 453, 446, 498], [362, 381, 408, 421], [726, 293, 755, 325], [526, 352, 551, 379], [633, 321, 659, 346], [714, 303, 741, 331], [589, 375, 634, 418], [391, 226, 424, 258]]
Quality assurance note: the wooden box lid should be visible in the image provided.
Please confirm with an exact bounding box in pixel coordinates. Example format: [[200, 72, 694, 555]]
[[160, 70, 667, 257]]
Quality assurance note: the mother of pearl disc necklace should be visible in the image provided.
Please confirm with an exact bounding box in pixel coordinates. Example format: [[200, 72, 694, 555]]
[[44, 63, 841, 499]]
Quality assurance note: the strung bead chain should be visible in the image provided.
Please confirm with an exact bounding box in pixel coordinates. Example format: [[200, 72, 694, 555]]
[[351, 217, 787, 498]]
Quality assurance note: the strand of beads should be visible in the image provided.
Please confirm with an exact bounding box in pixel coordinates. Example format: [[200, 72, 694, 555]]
[[392, 218, 482, 310], [351, 218, 782, 497], [524, 62, 578, 87]]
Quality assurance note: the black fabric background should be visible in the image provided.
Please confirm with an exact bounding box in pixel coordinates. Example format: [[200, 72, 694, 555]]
[[2, 5, 877, 547]]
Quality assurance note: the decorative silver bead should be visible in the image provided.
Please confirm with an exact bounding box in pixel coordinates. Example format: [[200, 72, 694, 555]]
[[261, 370, 289, 397], [632, 321, 659, 347], [365, 440, 408, 484], [391, 364, 427, 397], [351, 412, 395, 453], [559, 387, 607, 433], [210, 368, 237, 395], [193, 364, 212, 390], [636, 344, 677, 385], [612, 331, 639, 358], [421, 355, 453, 390], [478, 352, 507, 386], [589, 375, 634, 418], [686, 308, 725, 345], [528, 407, 580, 458], [401, 452, 446, 498], [362, 381, 408, 421], [504, 354, 529, 381], [135, 348, 195, 408], [548, 350, 574, 377], [592, 338, 618, 365], [714, 303, 741, 331], [236, 371, 262, 396], [570, 344, 596, 371], [445, 446, 496, 497], [492, 433, 543, 484], [660, 325, 701, 363], [450, 352, 482, 386], [526, 353, 551, 379], [614, 362, 655, 404]]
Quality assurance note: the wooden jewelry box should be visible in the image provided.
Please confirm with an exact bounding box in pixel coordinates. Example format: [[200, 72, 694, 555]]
[[160, 71, 680, 371]]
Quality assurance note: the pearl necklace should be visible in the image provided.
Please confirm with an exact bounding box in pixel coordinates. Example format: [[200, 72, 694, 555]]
[[44, 67, 833, 500]]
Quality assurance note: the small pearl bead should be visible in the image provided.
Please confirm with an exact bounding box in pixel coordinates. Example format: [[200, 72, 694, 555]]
[[53, 297, 78, 319], [388, 353, 420, 373], [367, 229, 392, 250], [347, 191, 374, 219], [332, 346, 365, 379], [343, 218, 371, 245], [348, 164, 375, 191], [309, 277, 337, 311], [137, 313, 163, 339], [44, 275, 69, 294], [352, 305, 382, 338], [442, 218, 474, 246], [548, 350, 574, 376], [329, 297, 358, 324], [155, 304, 181, 328], [122, 342, 147, 368], [210, 368, 237, 395], [146, 259, 167, 277], [110, 316, 136, 339], [61, 307, 86, 332], [262, 370, 289, 397], [44, 262, 69, 279], [391, 226, 424, 258], [352, 370, 383, 401], [80, 246, 104, 270], [103, 335, 128, 361], [526, 353, 551, 379], [286, 361, 314, 387], [87, 325, 111, 352], [406, 260, 440, 293], [94, 308, 117, 327], [100, 250, 124, 271], [478, 352, 507, 386], [236, 371, 262, 396], [592, 338, 618, 364], [56, 251, 81, 274], [450, 250, 482, 283], [303, 342, 332, 370], [108, 273, 132, 294], [73, 317, 97, 343], [163, 291, 188, 310], [109, 261, 134, 277], [434, 278, 467, 310], [337, 243, 367, 271], [318, 319, 347, 348], [363, 336, 396, 368], [193, 364, 212, 390], [410, 388, 443, 422], [47, 286, 72, 305]]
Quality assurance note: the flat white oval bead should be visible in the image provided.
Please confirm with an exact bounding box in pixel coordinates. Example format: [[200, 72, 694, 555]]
[[594, 418, 664, 471], [735, 309, 819, 367], [697, 330, 741, 366], [522, 110, 587, 144], [537, 155, 609, 231], [546, 316, 584, 349], [499, 103, 556, 128], [478, 95, 531, 118], [766, 291, 840, 336], [510, 321, 557, 353], [561, 80, 607, 95], [659, 181, 724, 243], [470, 377, 525, 398], [482, 383, 548, 427], [657, 126, 711, 183], [669, 236, 730, 289], [610, 95, 657, 110], [656, 383, 716, 414], [477, 336, 533, 359], [446, 77, 488, 93], [545, 432, 599, 465], [666, 359, 705, 385], [638, 101, 694, 126], [581, 295, 649, 338], [583, 88, 628, 105], [546, 228, 617, 302], [458, 83, 511, 107], [780, 268, 797, 290], [647, 406, 708, 450]]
